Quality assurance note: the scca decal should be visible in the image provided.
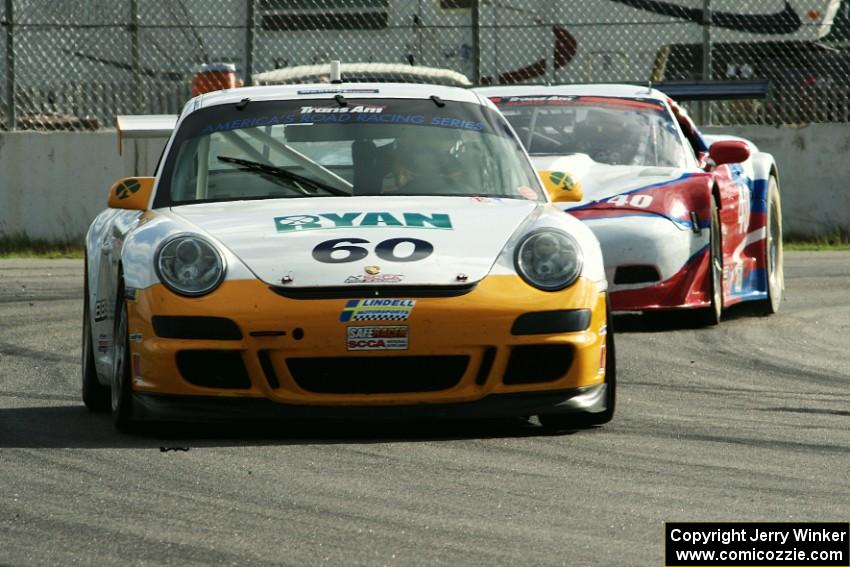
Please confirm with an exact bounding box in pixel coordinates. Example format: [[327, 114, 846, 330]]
[[347, 326, 408, 351], [275, 212, 452, 232]]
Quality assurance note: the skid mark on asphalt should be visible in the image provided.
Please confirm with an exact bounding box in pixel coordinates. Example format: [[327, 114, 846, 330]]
[[762, 406, 850, 417], [0, 390, 79, 401], [0, 342, 78, 364], [0, 294, 79, 304]]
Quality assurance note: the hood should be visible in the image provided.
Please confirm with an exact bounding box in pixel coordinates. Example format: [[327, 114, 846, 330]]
[[171, 196, 538, 287], [531, 154, 686, 209]]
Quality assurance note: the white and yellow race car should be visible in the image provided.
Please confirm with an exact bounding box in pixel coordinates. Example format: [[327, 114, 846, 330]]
[[82, 83, 614, 431]]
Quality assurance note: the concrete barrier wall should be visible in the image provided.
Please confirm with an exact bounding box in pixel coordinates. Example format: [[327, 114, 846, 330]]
[[703, 123, 850, 238], [0, 125, 848, 241], [0, 132, 165, 241]]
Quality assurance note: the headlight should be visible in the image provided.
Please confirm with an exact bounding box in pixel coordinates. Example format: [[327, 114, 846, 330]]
[[155, 235, 225, 296], [515, 229, 583, 291]]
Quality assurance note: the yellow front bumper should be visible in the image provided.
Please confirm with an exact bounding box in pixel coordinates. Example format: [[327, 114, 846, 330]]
[[126, 275, 607, 407]]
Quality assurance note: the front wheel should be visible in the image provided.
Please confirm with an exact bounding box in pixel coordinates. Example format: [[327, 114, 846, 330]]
[[754, 176, 783, 315], [694, 206, 723, 327], [538, 304, 616, 430], [81, 272, 109, 412], [111, 287, 135, 430]]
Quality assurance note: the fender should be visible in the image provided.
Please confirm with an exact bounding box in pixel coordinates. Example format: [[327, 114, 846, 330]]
[[704, 135, 777, 303]]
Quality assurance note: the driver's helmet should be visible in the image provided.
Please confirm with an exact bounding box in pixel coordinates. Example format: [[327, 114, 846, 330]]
[[575, 108, 640, 164], [391, 128, 463, 191]]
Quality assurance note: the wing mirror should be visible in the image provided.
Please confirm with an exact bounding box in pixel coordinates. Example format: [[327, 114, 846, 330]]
[[539, 170, 584, 203], [708, 140, 750, 167], [107, 177, 155, 210]]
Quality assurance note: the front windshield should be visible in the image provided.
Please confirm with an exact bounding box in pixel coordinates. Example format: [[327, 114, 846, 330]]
[[156, 97, 544, 206], [493, 95, 688, 168]]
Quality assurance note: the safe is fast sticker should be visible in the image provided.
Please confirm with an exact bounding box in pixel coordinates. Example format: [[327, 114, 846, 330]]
[[347, 326, 409, 351]]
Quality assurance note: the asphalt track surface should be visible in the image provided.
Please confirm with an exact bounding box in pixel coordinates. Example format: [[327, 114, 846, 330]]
[[1, 252, 848, 566]]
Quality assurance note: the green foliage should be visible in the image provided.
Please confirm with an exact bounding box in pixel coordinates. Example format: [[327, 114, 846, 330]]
[[784, 229, 850, 251], [0, 233, 85, 258]]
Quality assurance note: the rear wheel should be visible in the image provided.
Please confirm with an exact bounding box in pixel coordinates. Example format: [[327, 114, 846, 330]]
[[754, 177, 783, 315], [81, 272, 109, 412], [538, 304, 616, 430], [694, 206, 723, 326], [111, 286, 135, 430]]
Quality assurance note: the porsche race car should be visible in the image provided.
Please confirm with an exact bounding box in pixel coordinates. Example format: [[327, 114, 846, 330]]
[[476, 85, 783, 324], [83, 83, 614, 430]]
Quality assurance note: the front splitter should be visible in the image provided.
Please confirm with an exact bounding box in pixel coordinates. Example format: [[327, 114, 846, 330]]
[[132, 384, 608, 422]]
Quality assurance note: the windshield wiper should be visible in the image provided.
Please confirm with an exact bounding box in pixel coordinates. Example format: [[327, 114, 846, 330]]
[[216, 156, 351, 197]]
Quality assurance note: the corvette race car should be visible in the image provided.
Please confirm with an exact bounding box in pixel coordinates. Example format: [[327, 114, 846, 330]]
[[476, 85, 783, 324], [82, 83, 614, 430]]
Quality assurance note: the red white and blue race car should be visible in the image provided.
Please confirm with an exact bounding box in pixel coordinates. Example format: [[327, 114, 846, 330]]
[[477, 84, 783, 324]]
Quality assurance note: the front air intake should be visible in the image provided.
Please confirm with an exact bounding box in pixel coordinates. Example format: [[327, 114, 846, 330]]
[[176, 350, 251, 389], [287, 356, 468, 394], [613, 265, 661, 285], [503, 345, 574, 385], [153, 316, 242, 340]]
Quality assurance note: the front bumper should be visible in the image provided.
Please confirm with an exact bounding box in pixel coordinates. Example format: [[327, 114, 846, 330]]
[[125, 275, 608, 415], [581, 215, 711, 311], [132, 384, 608, 422]]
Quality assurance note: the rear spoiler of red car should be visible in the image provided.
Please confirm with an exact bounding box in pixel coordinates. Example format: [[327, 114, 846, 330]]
[[651, 80, 769, 101]]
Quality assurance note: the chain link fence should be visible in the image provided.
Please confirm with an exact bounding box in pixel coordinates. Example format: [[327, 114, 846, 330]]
[[1, 0, 849, 131]]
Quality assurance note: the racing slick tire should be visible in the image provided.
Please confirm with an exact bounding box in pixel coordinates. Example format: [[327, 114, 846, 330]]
[[754, 176, 783, 315], [111, 283, 136, 430], [538, 306, 616, 430], [694, 206, 723, 327], [81, 270, 110, 413]]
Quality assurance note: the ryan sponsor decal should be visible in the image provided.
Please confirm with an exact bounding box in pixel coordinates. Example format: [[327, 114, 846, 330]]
[[346, 326, 409, 351], [275, 211, 453, 232]]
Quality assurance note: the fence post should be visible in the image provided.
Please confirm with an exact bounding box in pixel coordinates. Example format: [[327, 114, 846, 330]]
[[5, 0, 15, 130], [471, 0, 480, 85], [130, 0, 141, 113], [701, 0, 712, 125], [245, 0, 254, 86]]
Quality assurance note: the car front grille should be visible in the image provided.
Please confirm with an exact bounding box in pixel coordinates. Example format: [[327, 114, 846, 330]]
[[285, 355, 469, 394]]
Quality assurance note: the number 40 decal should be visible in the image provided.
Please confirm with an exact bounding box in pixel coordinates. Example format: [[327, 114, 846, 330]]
[[607, 194, 653, 208], [312, 237, 434, 263]]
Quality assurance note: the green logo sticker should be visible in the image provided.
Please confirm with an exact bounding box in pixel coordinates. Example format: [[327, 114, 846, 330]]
[[548, 171, 576, 192], [275, 212, 453, 232], [115, 179, 141, 200]]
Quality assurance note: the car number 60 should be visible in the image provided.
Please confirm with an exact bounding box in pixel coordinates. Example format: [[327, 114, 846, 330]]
[[312, 237, 434, 263]]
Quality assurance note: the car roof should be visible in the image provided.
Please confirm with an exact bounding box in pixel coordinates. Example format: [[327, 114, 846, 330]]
[[190, 83, 488, 111], [473, 83, 669, 102]]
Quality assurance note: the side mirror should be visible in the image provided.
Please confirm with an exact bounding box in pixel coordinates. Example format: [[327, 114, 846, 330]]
[[108, 177, 155, 210], [539, 170, 584, 203], [708, 140, 750, 167]]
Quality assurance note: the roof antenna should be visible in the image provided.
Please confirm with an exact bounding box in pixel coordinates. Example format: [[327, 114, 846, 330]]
[[330, 60, 342, 84], [647, 80, 653, 94]]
